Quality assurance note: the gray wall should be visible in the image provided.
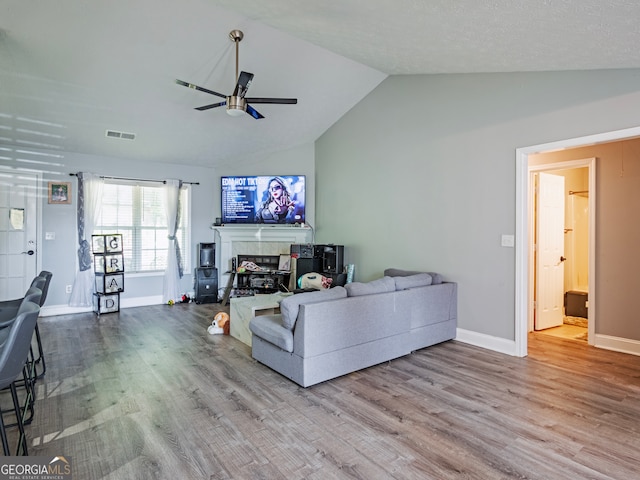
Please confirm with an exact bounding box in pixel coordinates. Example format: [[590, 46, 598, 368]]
[[315, 69, 640, 341]]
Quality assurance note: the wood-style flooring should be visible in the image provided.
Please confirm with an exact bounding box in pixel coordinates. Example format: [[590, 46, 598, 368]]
[[2, 303, 640, 479]]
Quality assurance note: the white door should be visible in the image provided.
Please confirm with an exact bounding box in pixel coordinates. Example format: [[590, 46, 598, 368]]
[[535, 172, 565, 330], [0, 171, 39, 301]]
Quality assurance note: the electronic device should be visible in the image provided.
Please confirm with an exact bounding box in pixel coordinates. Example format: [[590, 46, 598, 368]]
[[194, 267, 218, 304], [176, 30, 297, 120], [221, 175, 306, 224], [198, 242, 215, 267]]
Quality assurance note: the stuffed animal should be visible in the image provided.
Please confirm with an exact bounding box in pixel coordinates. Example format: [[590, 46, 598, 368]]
[[298, 272, 333, 290], [208, 312, 230, 335]]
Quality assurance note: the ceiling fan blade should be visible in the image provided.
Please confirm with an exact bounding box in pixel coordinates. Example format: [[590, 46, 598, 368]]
[[176, 79, 226, 99], [195, 101, 227, 111], [245, 97, 297, 105], [233, 71, 254, 98], [246, 105, 265, 119]]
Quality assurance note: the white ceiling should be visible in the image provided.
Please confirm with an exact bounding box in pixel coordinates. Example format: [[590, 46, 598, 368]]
[[1, 0, 640, 169]]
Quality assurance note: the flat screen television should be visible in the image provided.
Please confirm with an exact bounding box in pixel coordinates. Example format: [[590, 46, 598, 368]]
[[221, 175, 306, 224]]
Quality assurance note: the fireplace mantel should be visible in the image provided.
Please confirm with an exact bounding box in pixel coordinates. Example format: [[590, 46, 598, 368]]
[[212, 225, 312, 291]]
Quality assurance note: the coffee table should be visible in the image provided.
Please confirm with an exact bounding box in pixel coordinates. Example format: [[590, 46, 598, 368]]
[[229, 292, 292, 346]]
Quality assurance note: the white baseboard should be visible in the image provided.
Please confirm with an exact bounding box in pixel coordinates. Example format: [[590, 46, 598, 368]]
[[454, 328, 640, 358], [594, 334, 640, 356], [40, 295, 164, 317], [455, 328, 518, 356]]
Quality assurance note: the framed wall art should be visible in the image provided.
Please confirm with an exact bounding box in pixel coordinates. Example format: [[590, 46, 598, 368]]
[[48, 181, 72, 204]]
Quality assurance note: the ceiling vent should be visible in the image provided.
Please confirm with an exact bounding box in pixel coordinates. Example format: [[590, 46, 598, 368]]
[[106, 130, 136, 141]]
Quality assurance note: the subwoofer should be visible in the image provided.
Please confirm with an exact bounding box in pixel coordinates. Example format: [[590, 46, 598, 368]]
[[198, 243, 215, 267], [194, 267, 218, 304]]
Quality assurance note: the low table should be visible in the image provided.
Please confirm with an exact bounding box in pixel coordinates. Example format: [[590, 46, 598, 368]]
[[230, 292, 292, 346]]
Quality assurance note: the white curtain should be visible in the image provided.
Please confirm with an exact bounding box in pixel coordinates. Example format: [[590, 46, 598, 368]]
[[69, 172, 104, 307], [162, 179, 183, 303]]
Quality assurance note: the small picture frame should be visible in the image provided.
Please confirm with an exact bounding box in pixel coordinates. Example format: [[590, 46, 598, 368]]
[[48, 181, 72, 204], [278, 254, 291, 271]]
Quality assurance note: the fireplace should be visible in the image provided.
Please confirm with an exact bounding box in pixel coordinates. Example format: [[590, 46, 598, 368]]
[[212, 225, 312, 292]]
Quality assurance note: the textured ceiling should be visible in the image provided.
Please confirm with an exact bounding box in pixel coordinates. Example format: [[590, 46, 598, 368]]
[[1, 0, 639, 169], [213, 0, 640, 74]]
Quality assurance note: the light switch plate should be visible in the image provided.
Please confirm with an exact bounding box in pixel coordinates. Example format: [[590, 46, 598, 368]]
[[501, 234, 515, 247], [45, 232, 55, 240]]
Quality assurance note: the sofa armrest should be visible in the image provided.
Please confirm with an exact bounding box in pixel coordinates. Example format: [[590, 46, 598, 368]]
[[249, 314, 294, 352]]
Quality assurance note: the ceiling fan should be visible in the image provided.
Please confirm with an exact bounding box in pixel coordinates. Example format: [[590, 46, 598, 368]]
[[176, 30, 297, 119]]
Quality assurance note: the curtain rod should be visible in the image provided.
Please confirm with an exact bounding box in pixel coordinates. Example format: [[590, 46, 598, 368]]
[[69, 173, 199, 185]]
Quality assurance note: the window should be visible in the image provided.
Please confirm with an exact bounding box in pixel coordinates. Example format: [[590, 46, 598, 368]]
[[95, 181, 190, 274]]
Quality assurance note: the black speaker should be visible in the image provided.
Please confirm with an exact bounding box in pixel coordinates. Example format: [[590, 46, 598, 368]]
[[195, 267, 218, 303], [321, 245, 344, 273], [199, 243, 215, 267]]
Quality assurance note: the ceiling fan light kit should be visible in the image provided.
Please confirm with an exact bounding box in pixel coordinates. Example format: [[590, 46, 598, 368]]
[[176, 30, 297, 119], [226, 97, 246, 116]]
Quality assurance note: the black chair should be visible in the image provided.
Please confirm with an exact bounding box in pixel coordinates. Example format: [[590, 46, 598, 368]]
[[0, 288, 42, 426], [32, 271, 52, 378], [0, 287, 42, 345], [0, 301, 40, 455], [0, 271, 52, 379]]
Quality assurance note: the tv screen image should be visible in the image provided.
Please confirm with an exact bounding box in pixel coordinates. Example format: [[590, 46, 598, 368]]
[[221, 175, 306, 224]]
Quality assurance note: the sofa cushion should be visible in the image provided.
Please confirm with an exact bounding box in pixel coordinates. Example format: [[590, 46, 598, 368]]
[[393, 273, 433, 290], [280, 286, 347, 330], [345, 276, 396, 297], [249, 314, 294, 352], [384, 268, 443, 285]]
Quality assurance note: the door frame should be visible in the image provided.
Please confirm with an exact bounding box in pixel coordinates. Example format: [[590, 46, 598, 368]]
[[529, 159, 594, 339], [515, 125, 640, 357], [0, 167, 43, 293]]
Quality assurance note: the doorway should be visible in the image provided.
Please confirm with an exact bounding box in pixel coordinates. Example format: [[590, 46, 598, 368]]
[[515, 125, 640, 357], [0, 168, 41, 300], [530, 164, 591, 342]]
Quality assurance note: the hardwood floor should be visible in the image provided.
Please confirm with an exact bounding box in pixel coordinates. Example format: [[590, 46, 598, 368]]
[[3, 303, 640, 479]]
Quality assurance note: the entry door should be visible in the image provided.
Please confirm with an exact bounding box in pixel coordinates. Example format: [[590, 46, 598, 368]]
[[535, 172, 565, 330], [0, 171, 39, 300]]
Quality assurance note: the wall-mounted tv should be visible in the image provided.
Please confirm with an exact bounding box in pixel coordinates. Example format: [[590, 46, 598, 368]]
[[221, 175, 306, 224]]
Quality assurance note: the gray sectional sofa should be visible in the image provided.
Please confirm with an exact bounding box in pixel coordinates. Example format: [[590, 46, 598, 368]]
[[249, 268, 458, 387]]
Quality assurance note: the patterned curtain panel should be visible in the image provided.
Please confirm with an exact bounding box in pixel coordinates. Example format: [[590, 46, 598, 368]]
[[162, 179, 183, 303]]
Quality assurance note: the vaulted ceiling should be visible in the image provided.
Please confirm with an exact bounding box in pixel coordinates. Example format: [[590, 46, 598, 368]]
[[2, 0, 640, 169]]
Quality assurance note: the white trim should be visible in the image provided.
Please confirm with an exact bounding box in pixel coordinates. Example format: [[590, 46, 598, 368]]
[[515, 125, 640, 357], [40, 295, 165, 316], [455, 328, 517, 356], [594, 334, 640, 356], [527, 158, 596, 345]]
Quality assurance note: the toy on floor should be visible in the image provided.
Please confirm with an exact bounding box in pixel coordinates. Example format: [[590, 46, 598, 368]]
[[207, 311, 230, 335]]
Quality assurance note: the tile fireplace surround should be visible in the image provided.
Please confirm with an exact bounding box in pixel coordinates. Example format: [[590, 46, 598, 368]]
[[212, 225, 312, 290]]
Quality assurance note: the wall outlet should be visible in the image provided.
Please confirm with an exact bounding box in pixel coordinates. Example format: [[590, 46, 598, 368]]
[[65, 284, 72, 294]]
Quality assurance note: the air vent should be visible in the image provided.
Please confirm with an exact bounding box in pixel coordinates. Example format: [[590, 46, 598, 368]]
[[105, 130, 136, 141]]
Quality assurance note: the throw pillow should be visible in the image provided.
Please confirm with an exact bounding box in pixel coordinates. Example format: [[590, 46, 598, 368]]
[[384, 268, 443, 285], [280, 286, 347, 330], [394, 273, 432, 290], [345, 276, 396, 297]]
